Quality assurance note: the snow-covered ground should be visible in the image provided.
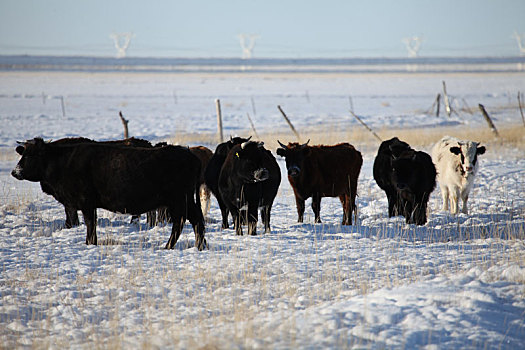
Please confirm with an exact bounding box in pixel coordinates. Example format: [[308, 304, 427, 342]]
[[0, 71, 524, 349]]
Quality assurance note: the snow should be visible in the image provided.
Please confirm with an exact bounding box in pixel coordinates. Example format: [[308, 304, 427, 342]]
[[0, 69, 524, 349]]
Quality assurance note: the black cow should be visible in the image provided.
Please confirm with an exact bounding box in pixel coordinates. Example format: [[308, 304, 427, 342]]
[[276, 141, 362, 225], [152, 144, 213, 225], [12, 138, 206, 250], [218, 141, 281, 235], [204, 136, 251, 228], [373, 137, 436, 225], [16, 137, 155, 228]]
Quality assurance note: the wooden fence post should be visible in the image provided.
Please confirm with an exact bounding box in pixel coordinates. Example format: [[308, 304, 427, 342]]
[[215, 99, 224, 143], [119, 111, 129, 139], [349, 110, 382, 142], [518, 91, 525, 127], [277, 105, 301, 142], [442, 81, 452, 117], [246, 113, 260, 139], [478, 104, 499, 137], [59, 96, 66, 117]]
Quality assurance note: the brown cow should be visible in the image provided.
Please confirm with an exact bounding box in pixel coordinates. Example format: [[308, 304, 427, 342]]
[[276, 141, 362, 225]]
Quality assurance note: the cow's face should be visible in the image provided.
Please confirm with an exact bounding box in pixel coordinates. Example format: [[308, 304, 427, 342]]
[[11, 138, 47, 182], [233, 141, 269, 183], [276, 141, 310, 178], [216, 136, 251, 157], [391, 155, 417, 202], [449, 141, 485, 176]]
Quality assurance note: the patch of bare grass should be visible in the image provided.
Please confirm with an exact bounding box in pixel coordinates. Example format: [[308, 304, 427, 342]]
[[168, 123, 525, 156]]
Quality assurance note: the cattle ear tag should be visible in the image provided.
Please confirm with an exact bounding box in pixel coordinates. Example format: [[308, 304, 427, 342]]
[[235, 152, 240, 158]]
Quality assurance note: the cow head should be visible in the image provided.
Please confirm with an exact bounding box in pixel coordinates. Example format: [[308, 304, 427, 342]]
[[449, 141, 486, 176], [215, 136, 252, 157], [276, 140, 310, 178], [387, 137, 412, 159], [11, 138, 48, 182], [232, 141, 269, 183], [390, 151, 418, 201]]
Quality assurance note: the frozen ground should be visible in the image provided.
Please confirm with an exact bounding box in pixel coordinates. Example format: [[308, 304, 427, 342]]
[[0, 71, 524, 349]]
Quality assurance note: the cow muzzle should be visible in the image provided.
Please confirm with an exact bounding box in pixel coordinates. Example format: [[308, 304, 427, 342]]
[[253, 168, 269, 182], [465, 166, 474, 174], [11, 165, 24, 180], [287, 166, 300, 178], [396, 183, 414, 201]]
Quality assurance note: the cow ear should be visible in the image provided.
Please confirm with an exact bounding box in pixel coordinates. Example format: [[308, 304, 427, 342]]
[[477, 146, 486, 155], [276, 148, 286, 157], [16, 145, 25, 155], [450, 146, 461, 155]]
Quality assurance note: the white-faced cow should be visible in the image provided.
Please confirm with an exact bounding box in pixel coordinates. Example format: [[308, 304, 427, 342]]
[[276, 141, 362, 225], [12, 138, 206, 250], [431, 136, 486, 215], [373, 137, 436, 225], [218, 141, 281, 235], [204, 136, 252, 229]]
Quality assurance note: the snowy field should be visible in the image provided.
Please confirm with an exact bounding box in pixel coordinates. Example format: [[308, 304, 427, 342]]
[[0, 70, 524, 349]]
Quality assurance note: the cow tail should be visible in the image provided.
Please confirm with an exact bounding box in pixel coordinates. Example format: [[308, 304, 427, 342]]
[[194, 159, 203, 215]]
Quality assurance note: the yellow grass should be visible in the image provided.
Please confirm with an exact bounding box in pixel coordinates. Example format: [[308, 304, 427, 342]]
[[169, 123, 525, 154]]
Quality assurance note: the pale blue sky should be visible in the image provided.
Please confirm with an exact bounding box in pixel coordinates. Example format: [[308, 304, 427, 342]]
[[1, 0, 524, 58]]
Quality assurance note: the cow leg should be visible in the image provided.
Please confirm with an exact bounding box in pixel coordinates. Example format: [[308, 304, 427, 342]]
[[200, 185, 212, 218], [312, 194, 322, 224], [146, 210, 157, 227], [387, 191, 398, 217], [82, 208, 97, 245], [232, 210, 243, 236], [247, 204, 258, 236], [239, 208, 248, 225], [339, 194, 352, 225], [165, 201, 187, 249], [411, 202, 425, 225], [187, 196, 207, 251], [157, 207, 171, 224], [65, 206, 79, 228], [402, 199, 414, 224], [130, 215, 140, 225], [166, 213, 185, 249], [218, 199, 230, 229], [413, 192, 430, 225], [295, 196, 305, 223], [461, 191, 469, 215], [440, 185, 450, 212], [450, 188, 460, 215], [261, 206, 271, 233]]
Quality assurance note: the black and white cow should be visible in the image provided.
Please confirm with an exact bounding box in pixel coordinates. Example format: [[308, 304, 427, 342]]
[[431, 136, 486, 214], [218, 141, 281, 235], [12, 138, 206, 250]]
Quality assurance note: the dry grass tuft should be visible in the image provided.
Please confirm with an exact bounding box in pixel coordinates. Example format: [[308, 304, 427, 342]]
[[0, 148, 20, 162], [168, 123, 525, 155]]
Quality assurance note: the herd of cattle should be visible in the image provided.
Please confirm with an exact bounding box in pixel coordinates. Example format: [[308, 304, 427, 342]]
[[11, 134, 486, 250]]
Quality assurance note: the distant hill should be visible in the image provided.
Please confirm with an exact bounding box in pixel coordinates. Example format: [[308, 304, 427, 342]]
[[1, 55, 524, 73]]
